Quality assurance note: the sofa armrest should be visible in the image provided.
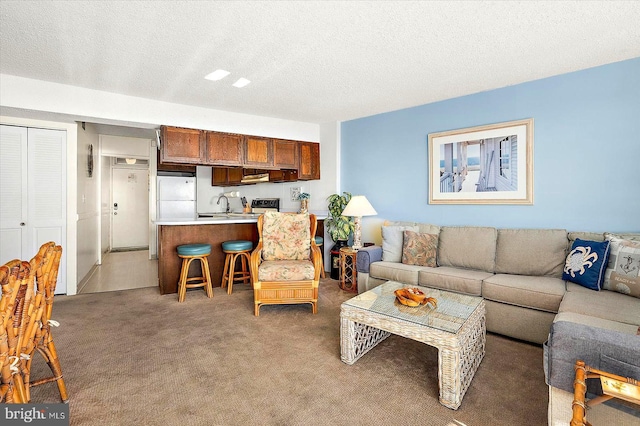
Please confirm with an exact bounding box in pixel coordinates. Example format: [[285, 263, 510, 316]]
[[356, 245, 383, 273], [544, 320, 640, 394]]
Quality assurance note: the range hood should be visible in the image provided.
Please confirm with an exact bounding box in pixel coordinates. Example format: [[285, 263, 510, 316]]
[[241, 172, 269, 183]]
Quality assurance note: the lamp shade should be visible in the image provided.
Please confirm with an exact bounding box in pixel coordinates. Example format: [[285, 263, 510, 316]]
[[342, 195, 377, 217]]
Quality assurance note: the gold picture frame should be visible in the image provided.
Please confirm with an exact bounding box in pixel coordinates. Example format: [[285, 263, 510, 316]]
[[428, 118, 534, 205]]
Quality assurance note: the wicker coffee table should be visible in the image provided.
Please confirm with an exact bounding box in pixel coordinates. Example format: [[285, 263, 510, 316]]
[[340, 281, 486, 410]]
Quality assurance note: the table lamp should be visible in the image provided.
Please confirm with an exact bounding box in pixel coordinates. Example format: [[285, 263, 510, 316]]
[[341, 195, 377, 250]]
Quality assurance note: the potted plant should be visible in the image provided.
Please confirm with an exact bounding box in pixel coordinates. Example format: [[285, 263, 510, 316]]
[[326, 192, 355, 279]]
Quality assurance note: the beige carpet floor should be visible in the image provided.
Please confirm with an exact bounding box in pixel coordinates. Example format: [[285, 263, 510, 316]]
[[28, 279, 548, 425]]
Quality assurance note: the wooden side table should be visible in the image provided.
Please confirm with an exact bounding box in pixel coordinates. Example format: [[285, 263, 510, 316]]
[[339, 247, 358, 293]]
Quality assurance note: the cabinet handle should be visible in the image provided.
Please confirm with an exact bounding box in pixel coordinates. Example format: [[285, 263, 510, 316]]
[[20, 222, 25, 226]]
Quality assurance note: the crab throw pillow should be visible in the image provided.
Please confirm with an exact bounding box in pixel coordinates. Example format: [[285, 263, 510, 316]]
[[562, 239, 611, 291]]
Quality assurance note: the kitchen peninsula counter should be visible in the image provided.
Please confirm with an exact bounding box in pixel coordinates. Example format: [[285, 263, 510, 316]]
[[156, 213, 326, 295]]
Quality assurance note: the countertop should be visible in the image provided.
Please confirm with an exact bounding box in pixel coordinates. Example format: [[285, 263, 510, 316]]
[[155, 211, 328, 226]]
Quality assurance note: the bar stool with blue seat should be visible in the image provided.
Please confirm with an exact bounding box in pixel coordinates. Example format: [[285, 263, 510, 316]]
[[221, 240, 253, 294], [315, 236, 326, 278], [176, 243, 213, 303]]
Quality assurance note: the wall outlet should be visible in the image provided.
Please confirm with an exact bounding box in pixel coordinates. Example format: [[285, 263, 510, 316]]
[[290, 187, 301, 201]]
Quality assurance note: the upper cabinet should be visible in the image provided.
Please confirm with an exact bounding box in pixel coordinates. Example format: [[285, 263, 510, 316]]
[[273, 139, 299, 169], [160, 126, 203, 164], [298, 142, 320, 180], [244, 136, 274, 168], [204, 131, 243, 166], [160, 125, 320, 182]]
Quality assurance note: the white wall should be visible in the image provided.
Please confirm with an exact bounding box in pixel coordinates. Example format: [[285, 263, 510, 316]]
[[76, 123, 100, 285], [101, 134, 152, 157]]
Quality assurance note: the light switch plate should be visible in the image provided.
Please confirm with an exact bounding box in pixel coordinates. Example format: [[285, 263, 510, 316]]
[[290, 187, 301, 201]]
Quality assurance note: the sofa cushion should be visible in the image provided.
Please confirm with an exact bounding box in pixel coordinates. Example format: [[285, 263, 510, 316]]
[[401, 230, 438, 267], [560, 284, 640, 327], [418, 266, 492, 296], [494, 228, 567, 277], [482, 274, 565, 313], [437, 226, 497, 272], [369, 261, 422, 285], [562, 239, 611, 291], [553, 312, 640, 336], [602, 234, 640, 298], [381, 225, 418, 262]]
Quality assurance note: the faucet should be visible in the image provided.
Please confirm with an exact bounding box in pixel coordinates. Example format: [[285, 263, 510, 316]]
[[217, 195, 230, 213]]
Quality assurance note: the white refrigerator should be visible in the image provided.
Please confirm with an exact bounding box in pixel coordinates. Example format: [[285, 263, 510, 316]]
[[157, 176, 197, 220]]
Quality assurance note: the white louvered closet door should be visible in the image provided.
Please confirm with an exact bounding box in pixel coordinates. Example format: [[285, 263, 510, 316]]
[[0, 125, 28, 263], [0, 125, 67, 293]]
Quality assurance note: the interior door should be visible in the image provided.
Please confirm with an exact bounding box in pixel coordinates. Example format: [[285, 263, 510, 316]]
[[0, 125, 28, 263], [28, 127, 67, 293], [111, 167, 149, 249], [0, 125, 66, 293]]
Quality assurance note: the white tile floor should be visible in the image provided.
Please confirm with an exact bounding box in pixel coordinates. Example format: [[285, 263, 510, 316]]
[[79, 250, 158, 294]]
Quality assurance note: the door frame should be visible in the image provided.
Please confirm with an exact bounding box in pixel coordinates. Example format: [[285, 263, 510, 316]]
[[109, 161, 150, 250]]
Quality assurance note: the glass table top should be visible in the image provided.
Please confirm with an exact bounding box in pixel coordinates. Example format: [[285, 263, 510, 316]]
[[342, 281, 483, 334]]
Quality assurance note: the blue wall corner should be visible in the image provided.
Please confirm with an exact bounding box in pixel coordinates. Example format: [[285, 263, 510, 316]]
[[341, 57, 640, 233]]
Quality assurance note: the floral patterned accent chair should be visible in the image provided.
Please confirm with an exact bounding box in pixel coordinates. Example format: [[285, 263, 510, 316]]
[[250, 212, 322, 316]]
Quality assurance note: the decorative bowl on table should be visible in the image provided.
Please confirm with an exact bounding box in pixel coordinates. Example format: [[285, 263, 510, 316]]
[[394, 287, 438, 308]]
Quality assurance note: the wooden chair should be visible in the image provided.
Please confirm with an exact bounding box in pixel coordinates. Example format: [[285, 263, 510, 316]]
[[1, 260, 25, 403], [250, 212, 322, 316], [572, 360, 640, 426], [0, 259, 38, 403], [24, 242, 68, 403]]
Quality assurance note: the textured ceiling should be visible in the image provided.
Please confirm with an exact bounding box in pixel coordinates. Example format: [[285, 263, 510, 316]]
[[1, 1, 639, 124]]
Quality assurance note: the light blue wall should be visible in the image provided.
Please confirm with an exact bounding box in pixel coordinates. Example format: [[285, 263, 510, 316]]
[[341, 57, 640, 233]]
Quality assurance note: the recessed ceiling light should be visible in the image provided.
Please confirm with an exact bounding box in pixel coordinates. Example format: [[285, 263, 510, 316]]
[[232, 78, 251, 88], [204, 69, 230, 81]]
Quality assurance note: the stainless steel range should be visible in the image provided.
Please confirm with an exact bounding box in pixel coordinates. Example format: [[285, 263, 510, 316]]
[[251, 198, 280, 213]]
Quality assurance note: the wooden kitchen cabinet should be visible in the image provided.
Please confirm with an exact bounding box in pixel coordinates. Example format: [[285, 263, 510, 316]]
[[298, 142, 320, 180], [156, 150, 197, 173], [204, 131, 244, 166], [211, 167, 246, 186], [268, 169, 298, 182], [244, 136, 274, 168], [273, 139, 299, 169], [160, 126, 204, 164]]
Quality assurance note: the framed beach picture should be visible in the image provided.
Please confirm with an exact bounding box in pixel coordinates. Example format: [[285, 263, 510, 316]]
[[428, 118, 534, 205]]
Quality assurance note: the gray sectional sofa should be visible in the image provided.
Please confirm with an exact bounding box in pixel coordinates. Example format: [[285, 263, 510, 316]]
[[355, 221, 640, 423]]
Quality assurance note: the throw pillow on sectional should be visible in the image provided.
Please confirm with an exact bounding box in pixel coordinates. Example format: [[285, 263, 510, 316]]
[[401, 230, 438, 267], [562, 238, 611, 291], [603, 234, 640, 298]]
